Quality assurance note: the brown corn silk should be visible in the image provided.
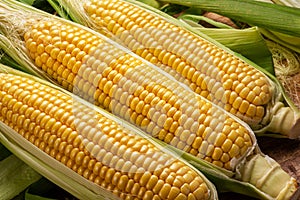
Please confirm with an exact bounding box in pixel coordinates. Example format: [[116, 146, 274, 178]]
[[80, 0, 274, 127], [0, 73, 212, 200], [22, 18, 255, 171]]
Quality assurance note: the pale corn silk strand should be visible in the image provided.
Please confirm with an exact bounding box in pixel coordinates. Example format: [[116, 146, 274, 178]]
[[0, 2, 255, 173], [79, 0, 274, 127], [0, 73, 212, 200]]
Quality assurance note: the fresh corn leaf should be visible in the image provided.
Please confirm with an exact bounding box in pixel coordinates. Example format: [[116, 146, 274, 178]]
[[0, 52, 30, 73], [259, 28, 300, 54], [18, 0, 35, 5], [0, 154, 42, 200], [135, 0, 163, 9], [44, 0, 69, 19], [251, 1, 300, 54], [158, 0, 300, 37], [25, 193, 57, 200], [269, 0, 300, 7]]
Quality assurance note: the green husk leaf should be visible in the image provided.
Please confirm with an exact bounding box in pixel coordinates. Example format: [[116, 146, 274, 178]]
[[0, 154, 42, 200], [44, 0, 69, 20], [157, 0, 300, 37], [135, 0, 163, 9], [251, 1, 300, 54], [25, 193, 56, 200], [18, 0, 35, 5], [269, 0, 300, 8], [0, 52, 30, 73], [259, 28, 300, 54]]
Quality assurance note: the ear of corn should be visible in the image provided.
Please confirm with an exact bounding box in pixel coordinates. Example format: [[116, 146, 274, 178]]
[[70, 0, 274, 126], [0, 1, 298, 199], [0, 65, 218, 200], [52, 0, 300, 138]]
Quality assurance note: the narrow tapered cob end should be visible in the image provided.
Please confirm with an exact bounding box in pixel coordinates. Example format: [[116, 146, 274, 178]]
[[238, 154, 298, 200]]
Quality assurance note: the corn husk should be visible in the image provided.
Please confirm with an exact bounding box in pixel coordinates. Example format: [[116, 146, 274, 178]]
[[157, 0, 300, 37], [0, 143, 41, 200]]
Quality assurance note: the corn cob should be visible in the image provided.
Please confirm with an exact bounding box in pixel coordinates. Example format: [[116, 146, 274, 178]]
[[55, 0, 300, 138], [0, 72, 216, 200], [3, 10, 255, 172], [77, 0, 272, 125], [0, 2, 298, 199]]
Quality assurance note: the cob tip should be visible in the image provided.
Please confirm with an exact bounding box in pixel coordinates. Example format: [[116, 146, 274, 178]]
[[262, 101, 300, 139], [237, 154, 298, 200]]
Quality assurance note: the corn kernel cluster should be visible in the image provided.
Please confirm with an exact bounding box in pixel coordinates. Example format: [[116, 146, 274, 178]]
[[0, 73, 211, 200], [83, 0, 272, 125], [23, 19, 253, 170]]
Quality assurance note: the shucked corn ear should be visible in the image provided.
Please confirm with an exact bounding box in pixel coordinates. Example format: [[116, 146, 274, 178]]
[[0, 2, 298, 199], [0, 68, 217, 200], [54, 0, 300, 138], [0, 0, 257, 172]]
